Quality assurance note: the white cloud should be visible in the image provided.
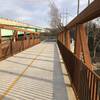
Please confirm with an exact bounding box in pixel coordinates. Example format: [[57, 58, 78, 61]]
[[0, 0, 90, 27], [0, 0, 50, 27]]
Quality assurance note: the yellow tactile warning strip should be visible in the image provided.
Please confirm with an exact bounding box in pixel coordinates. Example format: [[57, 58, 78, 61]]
[[0, 45, 46, 99]]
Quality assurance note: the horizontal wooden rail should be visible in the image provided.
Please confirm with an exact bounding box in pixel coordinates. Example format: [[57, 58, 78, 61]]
[[0, 23, 42, 30], [65, 0, 100, 29], [0, 24, 40, 34]]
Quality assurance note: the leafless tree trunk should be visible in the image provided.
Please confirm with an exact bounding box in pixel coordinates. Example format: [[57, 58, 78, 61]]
[[49, 1, 61, 29]]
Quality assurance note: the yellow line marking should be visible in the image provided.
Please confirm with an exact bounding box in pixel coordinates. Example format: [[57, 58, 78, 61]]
[[0, 45, 46, 99]]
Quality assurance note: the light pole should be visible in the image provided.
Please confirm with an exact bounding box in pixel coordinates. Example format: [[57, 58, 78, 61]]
[[77, 0, 80, 15]]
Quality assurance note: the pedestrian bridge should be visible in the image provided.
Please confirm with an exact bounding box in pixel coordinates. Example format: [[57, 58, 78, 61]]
[[0, 0, 99, 100]]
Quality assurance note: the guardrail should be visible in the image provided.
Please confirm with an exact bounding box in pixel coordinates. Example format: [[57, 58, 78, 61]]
[[0, 24, 40, 60], [57, 0, 100, 100]]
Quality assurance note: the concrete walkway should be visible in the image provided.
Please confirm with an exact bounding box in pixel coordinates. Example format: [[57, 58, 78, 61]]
[[0, 41, 76, 100]]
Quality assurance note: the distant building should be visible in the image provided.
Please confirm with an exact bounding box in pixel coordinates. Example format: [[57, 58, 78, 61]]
[[0, 18, 44, 36]]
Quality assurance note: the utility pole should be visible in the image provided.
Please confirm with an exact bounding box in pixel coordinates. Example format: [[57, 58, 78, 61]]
[[65, 9, 68, 25], [87, 0, 91, 33], [77, 0, 80, 15], [88, 0, 90, 5]]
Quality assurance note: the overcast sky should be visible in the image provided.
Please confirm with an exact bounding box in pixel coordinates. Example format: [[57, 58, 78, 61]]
[[0, 0, 94, 27]]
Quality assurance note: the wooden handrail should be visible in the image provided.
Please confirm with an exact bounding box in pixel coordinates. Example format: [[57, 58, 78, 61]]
[[65, 0, 100, 29]]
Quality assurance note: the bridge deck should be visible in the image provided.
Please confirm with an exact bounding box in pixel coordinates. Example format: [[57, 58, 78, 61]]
[[0, 41, 76, 100]]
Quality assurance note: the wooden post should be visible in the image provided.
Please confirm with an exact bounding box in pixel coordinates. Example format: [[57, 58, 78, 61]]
[[10, 30, 18, 55], [37, 34, 38, 44], [35, 34, 36, 44], [66, 30, 70, 50], [23, 32, 27, 49], [63, 32, 65, 45], [38, 33, 40, 43], [61, 32, 63, 44], [34, 34, 36, 45], [33, 34, 34, 45], [57, 34, 58, 41], [30, 33, 33, 39], [15, 31, 18, 41], [0, 29, 2, 43], [60, 33, 62, 42], [11, 30, 17, 42], [14, 31, 18, 53], [74, 26, 81, 58], [23, 32, 27, 40], [63, 32, 64, 44], [62, 32, 64, 44], [59, 33, 60, 41], [79, 24, 92, 69], [74, 26, 82, 93], [60, 33, 62, 43], [0, 29, 2, 58]]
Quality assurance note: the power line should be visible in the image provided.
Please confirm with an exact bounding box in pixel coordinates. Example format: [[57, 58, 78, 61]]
[[60, 9, 69, 26]]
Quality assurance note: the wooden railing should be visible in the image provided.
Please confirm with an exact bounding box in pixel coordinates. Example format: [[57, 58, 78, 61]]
[[0, 24, 40, 60], [58, 41, 100, 100], [57, 0, 100, 100]]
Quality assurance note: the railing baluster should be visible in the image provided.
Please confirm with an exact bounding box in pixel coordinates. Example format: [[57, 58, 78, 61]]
[[0, 28, 2, 58]]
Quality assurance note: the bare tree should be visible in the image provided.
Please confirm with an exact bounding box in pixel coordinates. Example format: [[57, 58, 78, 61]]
[[87, 20, 100, 62], [49, 1, 61, 29]]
